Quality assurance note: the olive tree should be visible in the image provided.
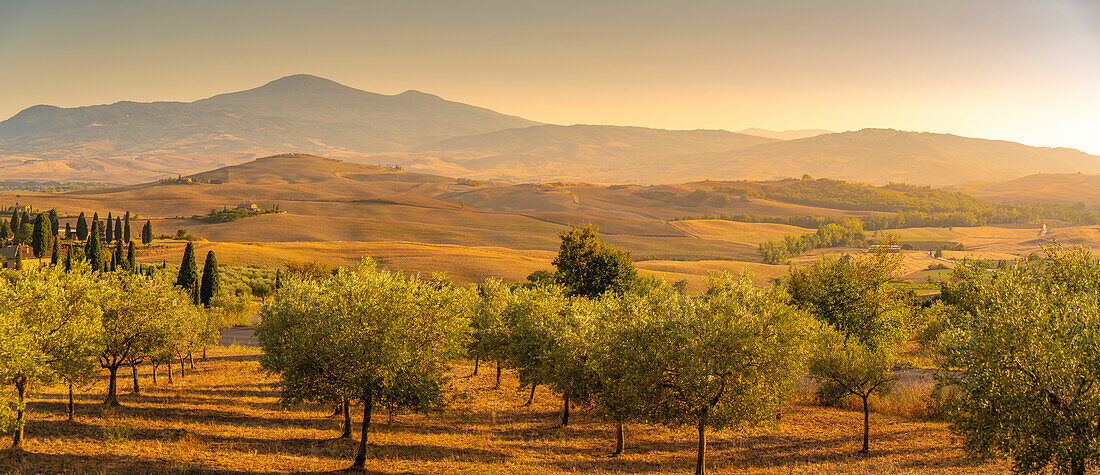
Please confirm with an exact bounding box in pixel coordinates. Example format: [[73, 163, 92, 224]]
[[647, 274, 813, 475], [937, 247, 1100, 475], [256, 260, 471, 470], [468, 278, 513, 387], [97, 272, 198, 406], [0, 266, 99, 448], [503, 285, 570, 407], [787, 249, 913, 453], [588, 286, 678, 455]]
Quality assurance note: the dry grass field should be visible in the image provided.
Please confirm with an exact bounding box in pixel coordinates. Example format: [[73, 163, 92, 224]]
[[0, 343, 1008, 474]]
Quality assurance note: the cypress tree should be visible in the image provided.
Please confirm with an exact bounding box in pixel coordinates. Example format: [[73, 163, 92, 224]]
[[32, 213, 50, 261], [114, 217, 122, 243], [85, 221, 103, 271], [21, 212, 30, 230], [109, 251, 116, 272], [14, 247, 22, 270], [0, 219, 10, 243], [76, 212, 88, 240], [123, 212, 131, 243], [176, 242, 200, 304], [105, 212, 114, 242], [48, 209, 59, 236], [199, 251, 220, 308], [10, 209, 20, 233], [127, 240, 136, 271], [113, 240, 124, 271], [142, 220, 153, 246], [50, 237, 59, 266], [275, 269, 282, 289], [92, 212, 100, 239], [65, 223, 72, 239], [64, 246, 73, 272]]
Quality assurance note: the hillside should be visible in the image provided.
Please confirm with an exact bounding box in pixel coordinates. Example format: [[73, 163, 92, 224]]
[[676, 129, 1100, 186], [738, 128, 832, 140], [406, 124, 776, 182], [962, 173, 1100, 210], [386, 128, 1100, 185], [5, 78, 1097, 186], [0, 75, 538, 183]]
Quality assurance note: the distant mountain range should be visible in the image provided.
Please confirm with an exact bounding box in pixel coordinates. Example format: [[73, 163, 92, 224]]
[[737, 128, 832, 140], [1, 74, 1097, 185]]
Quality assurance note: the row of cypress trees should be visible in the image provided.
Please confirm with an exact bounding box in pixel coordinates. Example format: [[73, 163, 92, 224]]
[[175, 241, 220, 308], [68, 211, 153, 246]]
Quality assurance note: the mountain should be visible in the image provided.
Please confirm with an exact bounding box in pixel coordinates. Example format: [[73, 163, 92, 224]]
[[405, 124, 777, 182], [962, 173, 1100, 210], [0, 74, 538, 183], [737, 128, 832, 140], [672, 129, 1100, 186]]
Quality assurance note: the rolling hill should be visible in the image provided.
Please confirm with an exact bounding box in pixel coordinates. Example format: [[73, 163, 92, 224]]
[[0, 74, 539, 183], [674, 129, 1100, 186], [405, 124, 777, 182], [962, 173, 1100, 210], [737, 128, 832, 140]]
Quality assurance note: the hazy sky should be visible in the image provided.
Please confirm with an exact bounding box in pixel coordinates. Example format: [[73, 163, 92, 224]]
[[2, 0, 1098, 153]]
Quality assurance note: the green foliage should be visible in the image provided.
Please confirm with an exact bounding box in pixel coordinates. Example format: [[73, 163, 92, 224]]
[[8, 210, 19, 236], [31, 214, 50, 259], [49, 238, 59, 267], [191, 205, 278, 223], [97, 271, 204, 405], [758, 221, 867, 264], [653, 274, 814, 473], [141, 220, 153, 245], [468, 279, 513, 368], [0, 266, 101, 445], [503, 285, 571, 393], [84, 221, 104, 272], [256, 260, 471, 468], [552, 224, 638, 298], [105, 212, 113, 242], [199, 251, 220, 308], [175, 242, 199, 304], [76, 212, 88, 241], [936, 247, 1100, 474], [787, 247, 913, 348], [47, 209, 58, 237], [788, 246, 914, 452], [123, 212, 131, 243], [0, 220, 10, 243], [126, 241, 136, 271]]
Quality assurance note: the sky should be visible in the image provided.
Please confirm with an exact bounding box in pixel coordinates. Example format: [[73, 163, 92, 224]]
[[1, 0, 1098, 153]]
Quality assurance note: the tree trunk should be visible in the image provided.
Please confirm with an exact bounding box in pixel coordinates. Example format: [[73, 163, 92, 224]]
[[471, 355, 479, 376], [493, 360, 502, 390], [340, 397, 352, 439], [860, 395, 870, 453], [67, 383, 75, 421], [560, 393, 570, 427], [330, 403, 344, 418], [350, 387, 374, 470], [167, 360, 174, 383], [131, 364, 140, 395], [11, 379, 25, 449], [179, 355, 186, 378], [695, 408, 708, 475], [152, 363, 158, 386], [613, 419, 624, 456], [523, 384, 537, 406], [188, 352, 195, 369], [203, 347, 207, 361], [104, 365, 121, 406]]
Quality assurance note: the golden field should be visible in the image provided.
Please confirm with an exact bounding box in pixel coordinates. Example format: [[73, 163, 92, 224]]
[[0, 344, 1008, 474]]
